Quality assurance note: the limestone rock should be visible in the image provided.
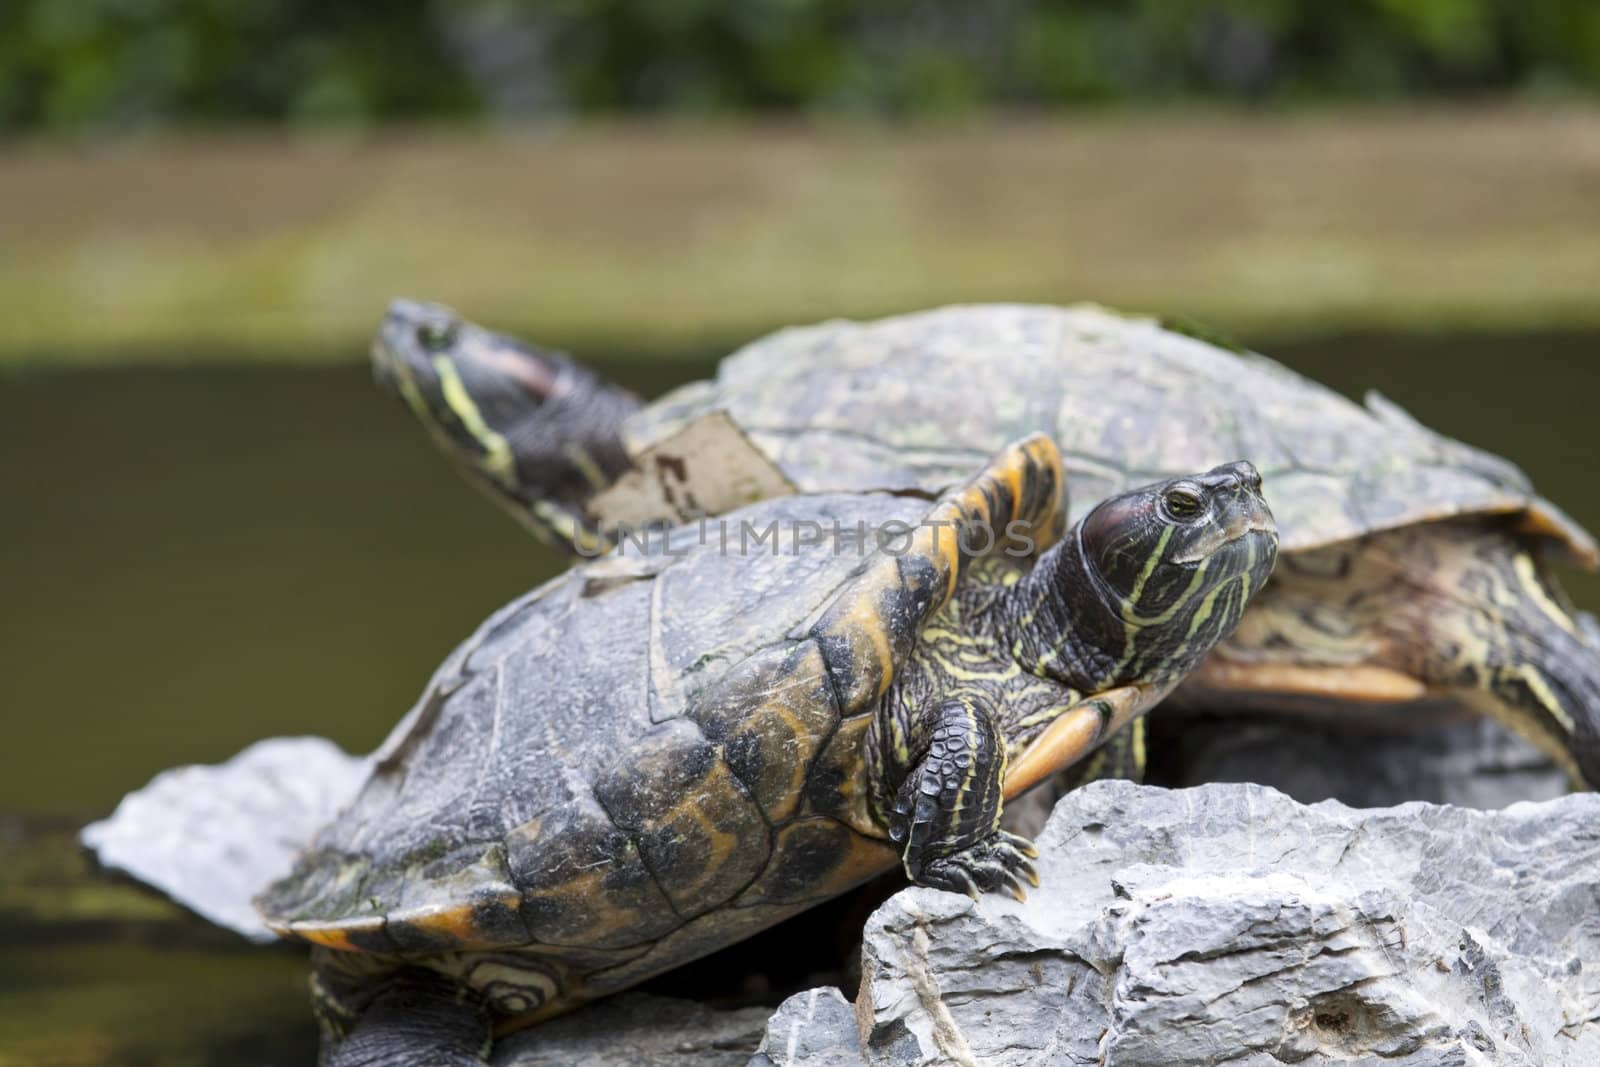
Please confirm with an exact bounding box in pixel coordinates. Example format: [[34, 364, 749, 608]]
[[492, 994, 769, 1066], [847, 781, 1600, 1066], [751, 987, 865, 1066], [80, 736, 367, 941]]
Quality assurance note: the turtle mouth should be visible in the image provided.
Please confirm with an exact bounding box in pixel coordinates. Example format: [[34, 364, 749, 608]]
[[369, 335, 402, 391], [1172, 509, 1278, 565]]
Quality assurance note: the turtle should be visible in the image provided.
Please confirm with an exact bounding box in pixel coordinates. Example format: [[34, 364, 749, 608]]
[[371, 300, 1600, 790], [248, 435, 1276, 1065]]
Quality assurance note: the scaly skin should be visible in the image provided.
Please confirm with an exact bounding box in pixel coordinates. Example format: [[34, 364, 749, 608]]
[[866, 460, 1276, 896], [371, 300, 641, 553]]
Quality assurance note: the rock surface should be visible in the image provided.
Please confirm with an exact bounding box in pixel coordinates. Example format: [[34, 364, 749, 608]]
[[490, 781, 1600, 1066], [78, 742, 1596, 1065], [80, 736, 367, 941], [493, 994, 771, 1066], [841, 780, 1600, 1066], [751, 987, 866, 1066]]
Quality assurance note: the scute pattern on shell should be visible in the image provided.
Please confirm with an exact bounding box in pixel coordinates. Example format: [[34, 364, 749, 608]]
[[255, 493, 928, 953], [631, 304, 1592, 558]]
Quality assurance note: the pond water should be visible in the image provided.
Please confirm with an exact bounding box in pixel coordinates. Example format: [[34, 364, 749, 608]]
[[2, 330, 1597, 1064]]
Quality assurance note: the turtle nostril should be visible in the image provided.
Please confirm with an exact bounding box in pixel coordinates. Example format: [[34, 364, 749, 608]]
[[1206, 461, 1262, 493]]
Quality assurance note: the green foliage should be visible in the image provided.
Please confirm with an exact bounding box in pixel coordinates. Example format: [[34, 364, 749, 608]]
[[2, 0, 1598, 130], [0, 0, 479, 129]]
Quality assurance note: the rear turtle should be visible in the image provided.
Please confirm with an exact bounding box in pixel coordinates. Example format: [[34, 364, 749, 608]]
[[255, 436, 1276, 1064], [373, 301, 1600, 788]]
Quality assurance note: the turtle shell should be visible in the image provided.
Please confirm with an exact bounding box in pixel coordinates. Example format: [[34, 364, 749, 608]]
[[256, 492, 926, 993], [627, 304, 1594, 564]]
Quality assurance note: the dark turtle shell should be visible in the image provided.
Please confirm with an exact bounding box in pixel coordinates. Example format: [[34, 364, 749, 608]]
[[255, 492, 933, 1007], [624, 304, 1594, 563]]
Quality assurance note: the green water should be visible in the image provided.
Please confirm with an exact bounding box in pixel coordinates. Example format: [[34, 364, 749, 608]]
[[2, 331, 1597, 1064]]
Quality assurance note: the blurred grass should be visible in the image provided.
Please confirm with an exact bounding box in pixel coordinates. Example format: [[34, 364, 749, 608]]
[[2, 106, 1599, 365]]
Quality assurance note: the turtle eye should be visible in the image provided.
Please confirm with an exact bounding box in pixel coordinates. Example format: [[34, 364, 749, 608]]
[[1161, 487, 1204, 521], [416, 320, 458, 352]]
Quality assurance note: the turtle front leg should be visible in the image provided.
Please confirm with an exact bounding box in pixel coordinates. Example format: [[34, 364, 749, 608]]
[[883, 696, 1040, 900], [318, 963, 492, 1067]]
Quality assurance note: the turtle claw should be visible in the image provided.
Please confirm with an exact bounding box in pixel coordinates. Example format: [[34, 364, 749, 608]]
[[1006, 832, 1041, 860], [915, 832, 1042, 902], [919, 863, 980, 900], [1002, 874, 1029, 903]]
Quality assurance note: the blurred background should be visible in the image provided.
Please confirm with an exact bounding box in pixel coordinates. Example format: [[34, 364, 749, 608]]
[[3, 2, 1599, 1064]]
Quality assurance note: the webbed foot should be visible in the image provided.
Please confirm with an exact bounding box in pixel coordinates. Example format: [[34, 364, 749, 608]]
[[887, 698, 1042, 900], [917, 831, 1041, 901]]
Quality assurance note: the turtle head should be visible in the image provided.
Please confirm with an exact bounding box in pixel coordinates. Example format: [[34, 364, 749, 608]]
[[1072, 461, 1279, 688], [371, 299, 640, 549]]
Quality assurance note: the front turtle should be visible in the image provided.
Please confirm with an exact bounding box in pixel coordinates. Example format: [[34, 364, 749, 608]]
[[373, 301, 1600, 788], [256, 436, 1275, 1065]]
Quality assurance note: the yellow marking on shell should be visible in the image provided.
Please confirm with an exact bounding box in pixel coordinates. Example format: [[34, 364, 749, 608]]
[[913, 520, 963, 603], [1515, 507, 1599, 569], [660, 761, 755, 904], [730, 648, 839, 823], [918, 434, 1065, 597], [805, 822, 901, 897], [433, 355, 518, 489], [1001, 459, 1026, 525], [283, 921, 371, 953], [813, 562, 902, 709], [1512, 553, 1580, 639], [394, 893, 521, 952], [812, 714, 883, 838], [847, 595, 896, 703], [519, 883, 634, 942], [761, 706, 819, 821]]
